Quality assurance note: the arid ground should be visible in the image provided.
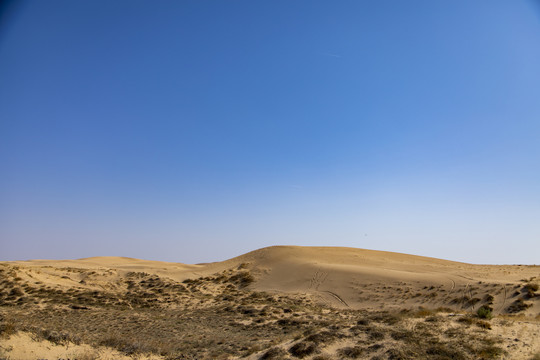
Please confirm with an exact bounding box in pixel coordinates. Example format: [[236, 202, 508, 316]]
[[1, 246, 539, 359]]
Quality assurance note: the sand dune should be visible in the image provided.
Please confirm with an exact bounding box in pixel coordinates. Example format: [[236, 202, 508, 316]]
[[8, 246, 539, 315], [1, 246, 539, 359]]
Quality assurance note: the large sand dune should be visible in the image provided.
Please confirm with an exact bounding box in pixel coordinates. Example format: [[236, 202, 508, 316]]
[[6, 246, 540, 315]]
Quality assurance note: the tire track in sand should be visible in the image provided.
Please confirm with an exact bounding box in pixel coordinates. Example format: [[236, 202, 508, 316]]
[[496, 284, 507, 313], [309, 270, 349, 307], [321, 290, 349, 307]]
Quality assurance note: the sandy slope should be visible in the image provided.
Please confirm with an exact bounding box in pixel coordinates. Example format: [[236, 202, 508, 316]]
[[7, 246, 540, 314]]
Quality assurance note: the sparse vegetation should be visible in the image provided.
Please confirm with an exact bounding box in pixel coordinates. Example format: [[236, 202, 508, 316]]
[[0, 260, 535, 360]]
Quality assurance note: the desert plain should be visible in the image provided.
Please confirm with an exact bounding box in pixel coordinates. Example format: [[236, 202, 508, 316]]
[[0, 246, 539, 359]]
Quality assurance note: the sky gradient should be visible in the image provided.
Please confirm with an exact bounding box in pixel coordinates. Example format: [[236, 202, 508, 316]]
[[1, 1, 539, 264]]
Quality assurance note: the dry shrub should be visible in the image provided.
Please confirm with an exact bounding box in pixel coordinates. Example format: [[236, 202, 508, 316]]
[[259, 347, 287, 359], [367, 328, 386, 341], [476, 344, 505, 359], [506, 299, 531, 313], [356, 318, 369, 326], [426, 343, 466, 359], [37, 329, 80, 345], [230, 271, 255, 288], [391, 329, 416, 341], [386, 348, 416, 359], [99, 335, 148, 355], [312, 356, 333, 360], [413, 307, 434, 317], [370, 312, 402, 325], [457, 315, 475, 325], [476, 320, 492, 330], [0, 320, 16, 337], [304, 330, 338, 345], [288, 341, 318, 358]]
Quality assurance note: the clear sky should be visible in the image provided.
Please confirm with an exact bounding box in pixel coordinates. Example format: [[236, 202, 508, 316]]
[[1, 1, 539, 264]]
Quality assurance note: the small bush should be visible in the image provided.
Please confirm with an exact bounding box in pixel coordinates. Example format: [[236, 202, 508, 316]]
[[477, 305, 493, 319]]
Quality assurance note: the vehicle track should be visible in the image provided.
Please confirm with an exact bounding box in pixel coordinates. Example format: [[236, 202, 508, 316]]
[[321, 290, 349, 307], [309, 270, 349, 307], [496, 284, 507, 313]]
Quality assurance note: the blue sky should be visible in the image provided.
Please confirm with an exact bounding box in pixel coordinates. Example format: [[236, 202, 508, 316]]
[[1, 1, 539, 264]]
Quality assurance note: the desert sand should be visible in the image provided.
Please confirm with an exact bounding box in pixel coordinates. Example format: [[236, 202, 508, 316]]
[[1, 246, 539, 359]]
